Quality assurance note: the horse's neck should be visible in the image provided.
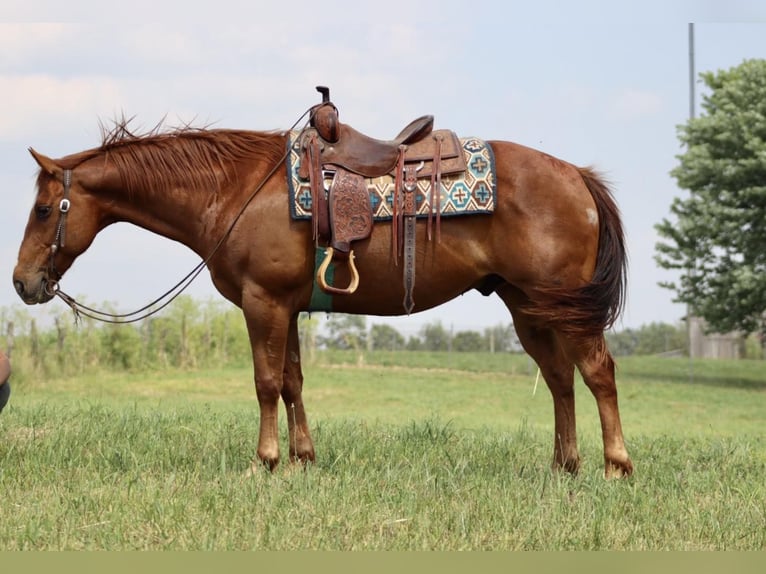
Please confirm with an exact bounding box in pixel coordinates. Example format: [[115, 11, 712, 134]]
[[101, 178, 219, 256], [85, 144, 274, 257]]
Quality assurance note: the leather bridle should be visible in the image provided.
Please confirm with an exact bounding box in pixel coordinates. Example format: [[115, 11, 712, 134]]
[[45, 168, 73, 295]]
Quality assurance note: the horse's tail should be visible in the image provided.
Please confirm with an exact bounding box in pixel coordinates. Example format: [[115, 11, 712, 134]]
[[525, 167, 627, 341], [578, 167, 627, 332]]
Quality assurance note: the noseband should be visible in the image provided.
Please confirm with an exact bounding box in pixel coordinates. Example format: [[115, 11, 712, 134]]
[[45, 168, 72, 294]]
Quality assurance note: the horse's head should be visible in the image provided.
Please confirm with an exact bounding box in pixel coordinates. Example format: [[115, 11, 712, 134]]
[[13, 149, 103, 305]]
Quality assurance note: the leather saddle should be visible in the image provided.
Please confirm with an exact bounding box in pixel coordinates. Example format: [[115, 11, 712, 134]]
[[308, 106, 435, 177], [299, 86, 467, 304]]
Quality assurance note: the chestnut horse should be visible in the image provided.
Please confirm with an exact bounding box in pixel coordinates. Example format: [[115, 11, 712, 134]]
[[12, 119, 633, 477]]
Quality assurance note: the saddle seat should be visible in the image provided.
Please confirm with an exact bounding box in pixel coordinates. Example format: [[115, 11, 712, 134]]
[[310, 102, 435, 178]]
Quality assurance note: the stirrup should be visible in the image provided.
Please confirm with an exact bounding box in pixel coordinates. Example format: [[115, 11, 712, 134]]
[[317, 247, 360, 295]]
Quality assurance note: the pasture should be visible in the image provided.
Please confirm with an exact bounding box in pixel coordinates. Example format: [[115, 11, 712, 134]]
[[0, 351, 764, 550]]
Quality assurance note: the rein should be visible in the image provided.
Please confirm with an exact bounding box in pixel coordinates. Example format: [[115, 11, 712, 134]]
[[51, 108, 315, 324]]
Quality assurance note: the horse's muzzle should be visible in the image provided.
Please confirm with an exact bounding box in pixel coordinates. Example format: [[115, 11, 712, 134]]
[[0, 381, 10, 414], [12, 274, 56, 305]]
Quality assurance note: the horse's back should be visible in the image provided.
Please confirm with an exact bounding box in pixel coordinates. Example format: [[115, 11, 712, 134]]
[[488, 139, 597, 209]]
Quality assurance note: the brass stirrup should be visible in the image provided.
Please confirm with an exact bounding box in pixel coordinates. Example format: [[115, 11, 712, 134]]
[[317, 247, 360, 295]]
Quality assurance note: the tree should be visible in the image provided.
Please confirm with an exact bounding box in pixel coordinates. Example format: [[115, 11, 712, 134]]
[[484, 323, 519, 353], [298, 312, 319, 361], [451, 330, 484, 352], [633, 322, 687, 355], [606, 322, 687, 356], [101, 322, 142, 369], [655, 59, 766, 335], [405, 335, 424, 351], [420, 321, 450, 351], [320, 314, 367, 350], [369, 324, 405, 351]]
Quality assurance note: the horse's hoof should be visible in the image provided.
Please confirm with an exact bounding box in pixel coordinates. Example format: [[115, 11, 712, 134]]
[[552, 453, 581, 475], [252, 454, 280, 473], [605, 458, 634, 479], [289, 446, 316, 465]]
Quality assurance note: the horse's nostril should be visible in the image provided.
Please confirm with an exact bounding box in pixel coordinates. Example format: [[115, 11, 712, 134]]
[[13, 280, 25, 297]]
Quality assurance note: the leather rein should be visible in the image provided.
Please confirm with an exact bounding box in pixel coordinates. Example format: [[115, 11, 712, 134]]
[[48, 109, 314, 324]]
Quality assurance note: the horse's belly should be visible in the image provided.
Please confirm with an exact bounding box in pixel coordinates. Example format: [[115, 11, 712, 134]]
[[328, 256, 484, 317]]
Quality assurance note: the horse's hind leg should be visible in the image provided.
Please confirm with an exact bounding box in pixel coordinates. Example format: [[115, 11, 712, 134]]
[[499, 285, 632, 477], [281, 314, 316, 464], [498, 286, 582, 473], [564, 336, 633, 478]]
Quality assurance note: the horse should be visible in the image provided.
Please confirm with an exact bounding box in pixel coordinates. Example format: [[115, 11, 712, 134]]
[[12, 115, 633, 478]]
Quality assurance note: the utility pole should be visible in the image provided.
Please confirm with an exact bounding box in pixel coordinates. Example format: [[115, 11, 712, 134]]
[[687, 22, 696, 381], [689, 23, 695, 121]]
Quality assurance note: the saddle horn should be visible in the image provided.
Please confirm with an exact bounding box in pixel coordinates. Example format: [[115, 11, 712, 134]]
[[316, 85, 331, 103], [312, 86, 339, 143]]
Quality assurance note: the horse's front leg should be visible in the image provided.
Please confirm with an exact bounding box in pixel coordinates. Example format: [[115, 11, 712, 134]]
[[243, 290, 292, 471], [282, 314, 315, 463]]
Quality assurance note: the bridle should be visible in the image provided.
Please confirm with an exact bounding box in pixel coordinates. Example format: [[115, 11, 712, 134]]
[[45, 168, 73, 294], [46, 105, 318, 325]]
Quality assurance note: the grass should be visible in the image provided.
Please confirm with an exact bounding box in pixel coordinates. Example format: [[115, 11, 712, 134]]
[[0, 351, 764, 550]]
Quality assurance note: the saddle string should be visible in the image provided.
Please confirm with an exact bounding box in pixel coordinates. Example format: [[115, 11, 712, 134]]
[[306, 132, 323, 243], [391, 145, 406, 265], [429, 133, 443, 242], [54, 106, 319, 324]]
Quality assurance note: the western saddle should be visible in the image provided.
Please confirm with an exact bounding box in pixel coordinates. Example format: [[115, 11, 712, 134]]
[[299, 86, 466, 312]]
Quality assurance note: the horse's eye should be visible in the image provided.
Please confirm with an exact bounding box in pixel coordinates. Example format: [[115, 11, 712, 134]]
[[35, 205, 53, 220]]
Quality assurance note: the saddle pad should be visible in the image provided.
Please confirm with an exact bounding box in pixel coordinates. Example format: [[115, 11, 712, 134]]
[[286, 131, 496, 221]]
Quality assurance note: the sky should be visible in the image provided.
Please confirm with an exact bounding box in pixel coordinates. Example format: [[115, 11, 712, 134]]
[[1, 1, 765, 338]]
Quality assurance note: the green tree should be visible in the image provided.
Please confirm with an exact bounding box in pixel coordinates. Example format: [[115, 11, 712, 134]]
[[101, 322, 142, 369], [165, 295, 201, 368], [370, 324, 405, 351], [451, 330, 485, 352], [298, 312, 319, 361], [634, 322, 686, 355], [606, 322, 687, 356], [405, 335, 424, 351], [205, 303, 250, 367], [655, 59, 766, 335], [484, 323, 519, 353], [606, 328, 639, 357], [420, 321, 450, 351], [320, 314, 367, 350]]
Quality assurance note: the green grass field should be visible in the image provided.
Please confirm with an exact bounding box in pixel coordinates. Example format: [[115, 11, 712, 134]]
[[1, 351, 764, 550]]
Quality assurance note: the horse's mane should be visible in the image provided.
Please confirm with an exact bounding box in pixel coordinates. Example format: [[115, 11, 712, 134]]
[[61, 117, 287, 195]]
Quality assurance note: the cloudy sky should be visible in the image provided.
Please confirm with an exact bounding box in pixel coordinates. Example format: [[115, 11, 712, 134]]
[[2, 1, 765, 336]]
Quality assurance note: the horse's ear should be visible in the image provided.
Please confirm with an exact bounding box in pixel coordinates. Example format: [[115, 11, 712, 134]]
[[28, 148, 62, 177]]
